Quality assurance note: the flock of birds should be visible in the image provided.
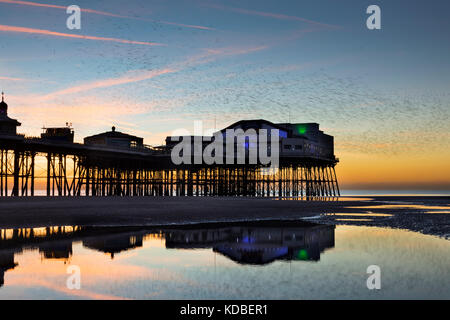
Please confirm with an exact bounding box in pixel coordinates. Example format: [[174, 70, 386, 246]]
[[1, 0, 448, 156]]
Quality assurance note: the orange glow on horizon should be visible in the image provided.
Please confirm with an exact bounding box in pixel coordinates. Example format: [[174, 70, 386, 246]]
[[336, 149, 450, 190]]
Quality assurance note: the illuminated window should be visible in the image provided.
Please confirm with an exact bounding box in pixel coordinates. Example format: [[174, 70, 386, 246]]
[[297, 125, 307, 135]]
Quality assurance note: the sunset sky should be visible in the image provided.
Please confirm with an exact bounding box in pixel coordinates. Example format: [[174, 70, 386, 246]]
[[0, 0, 449, 190]]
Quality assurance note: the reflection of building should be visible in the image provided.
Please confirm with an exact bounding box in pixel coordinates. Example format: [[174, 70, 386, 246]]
[[164, 221, 335, 265], [0, 221, 335, 289], [0, 251, 18, 287], [39, 242, 73, 261], [83, 233, 143, 259]]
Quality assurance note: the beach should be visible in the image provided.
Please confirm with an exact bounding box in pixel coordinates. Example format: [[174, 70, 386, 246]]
[[0, 196, 448, 238]]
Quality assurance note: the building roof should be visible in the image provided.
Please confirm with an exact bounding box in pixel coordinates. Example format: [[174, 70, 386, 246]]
[[0, 114, 21, 126], [84, 127, 143, 142], [219, 119, 289, 132], [0, 93, 20, 126], [276, 122, 319, 127]]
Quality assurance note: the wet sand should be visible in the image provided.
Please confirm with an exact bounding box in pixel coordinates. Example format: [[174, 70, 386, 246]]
[[0, 196, 449, 238]]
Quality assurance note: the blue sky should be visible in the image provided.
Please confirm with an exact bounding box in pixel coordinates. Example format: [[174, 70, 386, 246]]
[[0, 0, 449, 188]]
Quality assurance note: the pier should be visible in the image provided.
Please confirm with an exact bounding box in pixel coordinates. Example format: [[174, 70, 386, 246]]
[[0, 96, 340, 198]]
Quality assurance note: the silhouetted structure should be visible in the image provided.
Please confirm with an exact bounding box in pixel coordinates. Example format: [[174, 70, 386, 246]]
[[0, 96, 339, 197], [41, 124, 74, 143], [0, 92, 20, 136], [219, 119, 335, 159], [84, 126, 143, 149]]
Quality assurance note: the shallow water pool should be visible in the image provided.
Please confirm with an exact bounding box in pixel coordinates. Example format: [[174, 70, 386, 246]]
[[0, 221, 449, 299]]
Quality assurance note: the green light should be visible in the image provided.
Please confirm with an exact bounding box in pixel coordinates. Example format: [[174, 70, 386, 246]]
[[297, 249, 308, 260], [297, 125, 307, 135]]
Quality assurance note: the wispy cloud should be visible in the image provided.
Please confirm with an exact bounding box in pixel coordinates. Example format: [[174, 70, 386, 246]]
[[204, 3, 341, 29], [37, 45, 267, 99], [0, 75, 29, 81], [150, 19, 215, 31], [174, 45, 268, 69], [0, 0, 130, 17], [41, 68, 176, 99], [0, 0, 215, 30], [0, 24, 164, 46]]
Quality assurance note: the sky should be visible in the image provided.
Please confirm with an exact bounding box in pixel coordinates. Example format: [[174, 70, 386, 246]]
[[0, 0, 449, 190]]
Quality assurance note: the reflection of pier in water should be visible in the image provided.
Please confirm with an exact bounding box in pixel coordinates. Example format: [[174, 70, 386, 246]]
[[164, 221, 335, 265], [0, 226, 84, 263], [0, 226, 87, 284], [0, 225, 150, 286], [0, 251, 17, 287], [0, 221, 335, 287]]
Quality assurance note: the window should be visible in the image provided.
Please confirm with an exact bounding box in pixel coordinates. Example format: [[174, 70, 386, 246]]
[[284, 144, 291, 150], [295, 145, 302, 150]]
